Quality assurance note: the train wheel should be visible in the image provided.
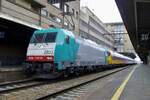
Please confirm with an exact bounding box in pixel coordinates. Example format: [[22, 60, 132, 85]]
[[62, 70, 69, 78]]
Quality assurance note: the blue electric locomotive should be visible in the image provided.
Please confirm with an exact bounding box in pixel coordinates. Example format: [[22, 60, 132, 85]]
[[26, 27, 135, 77]]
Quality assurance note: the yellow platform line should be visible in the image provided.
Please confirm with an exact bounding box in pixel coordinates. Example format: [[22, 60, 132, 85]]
[[111, 66, 137, 100]]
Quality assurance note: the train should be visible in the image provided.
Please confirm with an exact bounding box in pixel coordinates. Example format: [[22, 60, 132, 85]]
[[26, 27, 136, 78]]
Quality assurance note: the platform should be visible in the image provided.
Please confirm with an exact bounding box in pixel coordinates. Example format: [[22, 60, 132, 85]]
[[80, 64, 150, 100], [119, 64, 150, 100], [0, 65, 24, 71], [0, 65, 27, 83]]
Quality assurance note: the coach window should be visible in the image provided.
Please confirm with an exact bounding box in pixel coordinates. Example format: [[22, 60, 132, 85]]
[[66, 35, 70, 44], [107, 51, 111, 56]]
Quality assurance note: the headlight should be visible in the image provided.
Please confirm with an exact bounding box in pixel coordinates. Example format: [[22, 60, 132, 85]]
[[29, 57, 34, 59], [47, 57, 52, 60]]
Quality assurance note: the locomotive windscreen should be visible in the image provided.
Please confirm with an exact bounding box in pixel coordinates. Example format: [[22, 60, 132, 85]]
[[45, 32, 57, 43], [30, 32, 57, 43]]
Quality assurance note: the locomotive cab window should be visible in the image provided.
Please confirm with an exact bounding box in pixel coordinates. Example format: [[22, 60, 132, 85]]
[[45, 32, 57, 43], [30, 32, 57, 43], [65, 35, 70, 44], [30, 34, 44, 43]]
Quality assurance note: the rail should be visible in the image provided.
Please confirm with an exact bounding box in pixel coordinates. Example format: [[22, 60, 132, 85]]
[[0, 66, 133, 100], [0, 79, 49, 94], [36, 67, 129, 100]]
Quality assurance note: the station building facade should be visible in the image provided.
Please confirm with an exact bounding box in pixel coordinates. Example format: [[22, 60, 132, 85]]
[[0, 0, 80, 66], [106, 22, 135, 53], [80, 7, 114, 50], [0, 0, 80, 33]]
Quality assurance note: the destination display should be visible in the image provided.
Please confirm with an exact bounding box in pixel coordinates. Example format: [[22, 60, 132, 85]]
[[138, 30, 150, 50]]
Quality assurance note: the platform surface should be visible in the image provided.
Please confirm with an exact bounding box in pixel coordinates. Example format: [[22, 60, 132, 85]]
[[0, 65, 24, 71], [81, 64, 150, 100], [120, 64, 150, 100], [0, 65, 26, 83]]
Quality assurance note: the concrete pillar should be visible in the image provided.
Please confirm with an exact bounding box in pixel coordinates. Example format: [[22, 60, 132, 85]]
[[148, 51, 150, 65], [0, 0, 1, 11]]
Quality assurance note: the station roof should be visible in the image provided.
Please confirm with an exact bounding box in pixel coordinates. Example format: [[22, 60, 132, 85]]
[[115, 0, 150, 55]]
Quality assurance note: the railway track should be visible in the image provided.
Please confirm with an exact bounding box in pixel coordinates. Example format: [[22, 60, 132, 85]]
[[0, 78, 49, 94], [0, 66, 132, 100], [36, 66, 130, 100], [0, 78, 34, 87]]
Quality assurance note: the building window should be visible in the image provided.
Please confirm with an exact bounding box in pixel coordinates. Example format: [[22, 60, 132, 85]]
[[7, 0, 15, 3], [48, 0, 71, 13], [31, 3, 41, 13], [64, 21, 69, 28], [41, 9, 48, 17], [72, 9, 75, 16], [64, 4, 69, 12], [49, 14, 62, 24], [48, 0, 61, 9], [49, 13, 55, 19], [48, 0, 57, 4], [55, 17, 61, 23], [76, 11, 78, 19]]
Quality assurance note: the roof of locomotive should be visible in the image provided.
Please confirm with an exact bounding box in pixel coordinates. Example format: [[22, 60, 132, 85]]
[[34, 28, 106, 51], [34, 28, 75, 38]]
